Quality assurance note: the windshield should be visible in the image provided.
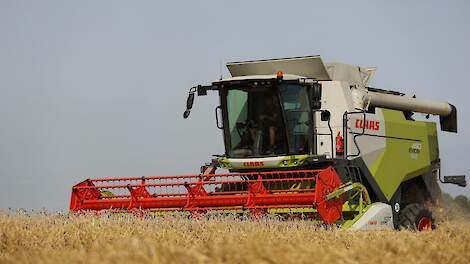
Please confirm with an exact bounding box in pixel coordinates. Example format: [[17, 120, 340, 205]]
[[223, 83, 311, 158], [224, 86, 288, 158]]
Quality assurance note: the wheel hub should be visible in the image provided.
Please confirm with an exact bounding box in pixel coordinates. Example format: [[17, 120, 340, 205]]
[[417, 217, 432, 231]]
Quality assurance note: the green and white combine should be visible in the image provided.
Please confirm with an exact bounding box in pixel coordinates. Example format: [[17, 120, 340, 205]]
[[183, 55, 466, 230], [70, 55, 465, 229]]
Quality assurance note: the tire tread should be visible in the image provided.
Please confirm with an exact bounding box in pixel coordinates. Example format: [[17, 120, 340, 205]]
[[398, 203, 434, 230]]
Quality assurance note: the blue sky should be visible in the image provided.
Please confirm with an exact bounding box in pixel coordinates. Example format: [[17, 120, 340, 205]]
[[0, 1, 469, 210]]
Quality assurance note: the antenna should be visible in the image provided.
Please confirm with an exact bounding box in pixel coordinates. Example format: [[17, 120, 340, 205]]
[[219, 59, 223, 80]]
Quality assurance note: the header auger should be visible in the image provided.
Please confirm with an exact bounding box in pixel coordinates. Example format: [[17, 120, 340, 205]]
[[71, 55, 466, 230]]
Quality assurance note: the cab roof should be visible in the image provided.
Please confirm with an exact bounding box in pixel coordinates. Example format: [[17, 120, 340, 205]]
[[223, 55, 376, 86], [212, 73, 305, 84]]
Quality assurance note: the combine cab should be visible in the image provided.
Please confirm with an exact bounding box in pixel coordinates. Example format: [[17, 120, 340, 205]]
[[71, 56, 466, 230]]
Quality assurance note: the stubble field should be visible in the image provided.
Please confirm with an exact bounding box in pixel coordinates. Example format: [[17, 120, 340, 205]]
[[0, 211, 469, 264]]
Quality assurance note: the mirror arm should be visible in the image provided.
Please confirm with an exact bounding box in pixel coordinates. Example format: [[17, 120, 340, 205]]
[[183, 85, 217, 119]]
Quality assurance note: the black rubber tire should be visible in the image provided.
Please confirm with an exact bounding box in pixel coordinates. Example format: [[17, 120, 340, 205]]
[[398, 203, 436, 231]]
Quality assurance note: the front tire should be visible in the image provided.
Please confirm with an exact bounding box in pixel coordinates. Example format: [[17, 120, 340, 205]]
[[399, 203, 435, 231]]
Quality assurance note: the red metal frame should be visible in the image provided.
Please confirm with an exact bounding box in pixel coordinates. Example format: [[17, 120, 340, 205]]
[[70, 166, 344, 224]]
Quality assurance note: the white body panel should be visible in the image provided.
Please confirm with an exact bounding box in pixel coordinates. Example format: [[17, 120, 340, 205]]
[[350, 203, 394, 230], [315, 81, 386, 163], [315, 81, 352, 158], [346, 107, 386, 168]]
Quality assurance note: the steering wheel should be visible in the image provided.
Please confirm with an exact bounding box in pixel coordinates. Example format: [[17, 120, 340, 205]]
[[235, 120, 257, 139]]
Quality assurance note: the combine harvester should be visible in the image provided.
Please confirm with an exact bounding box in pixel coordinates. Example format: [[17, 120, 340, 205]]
[[71, 56, 466, 230]]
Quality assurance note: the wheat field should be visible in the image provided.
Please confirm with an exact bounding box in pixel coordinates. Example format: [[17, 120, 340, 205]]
[[0, 211, 469, 264]]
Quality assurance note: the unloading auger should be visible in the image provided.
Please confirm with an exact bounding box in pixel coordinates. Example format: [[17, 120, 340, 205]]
[[71, 56, 466, 230]]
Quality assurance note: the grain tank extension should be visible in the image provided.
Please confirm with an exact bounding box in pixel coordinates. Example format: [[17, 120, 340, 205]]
[[71, 56, 465, 230]]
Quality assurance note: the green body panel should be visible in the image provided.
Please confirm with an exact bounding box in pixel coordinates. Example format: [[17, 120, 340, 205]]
[[369, 109, 439, 200]]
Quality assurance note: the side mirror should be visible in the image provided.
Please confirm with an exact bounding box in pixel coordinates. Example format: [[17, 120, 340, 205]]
[[321, 110, 331, 121], [183, 109, 191, 119], [183, 87, 197, 119], [443, 175, 467, 187], [187, 92, 195, 109], [311, 83, 322, 110]]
